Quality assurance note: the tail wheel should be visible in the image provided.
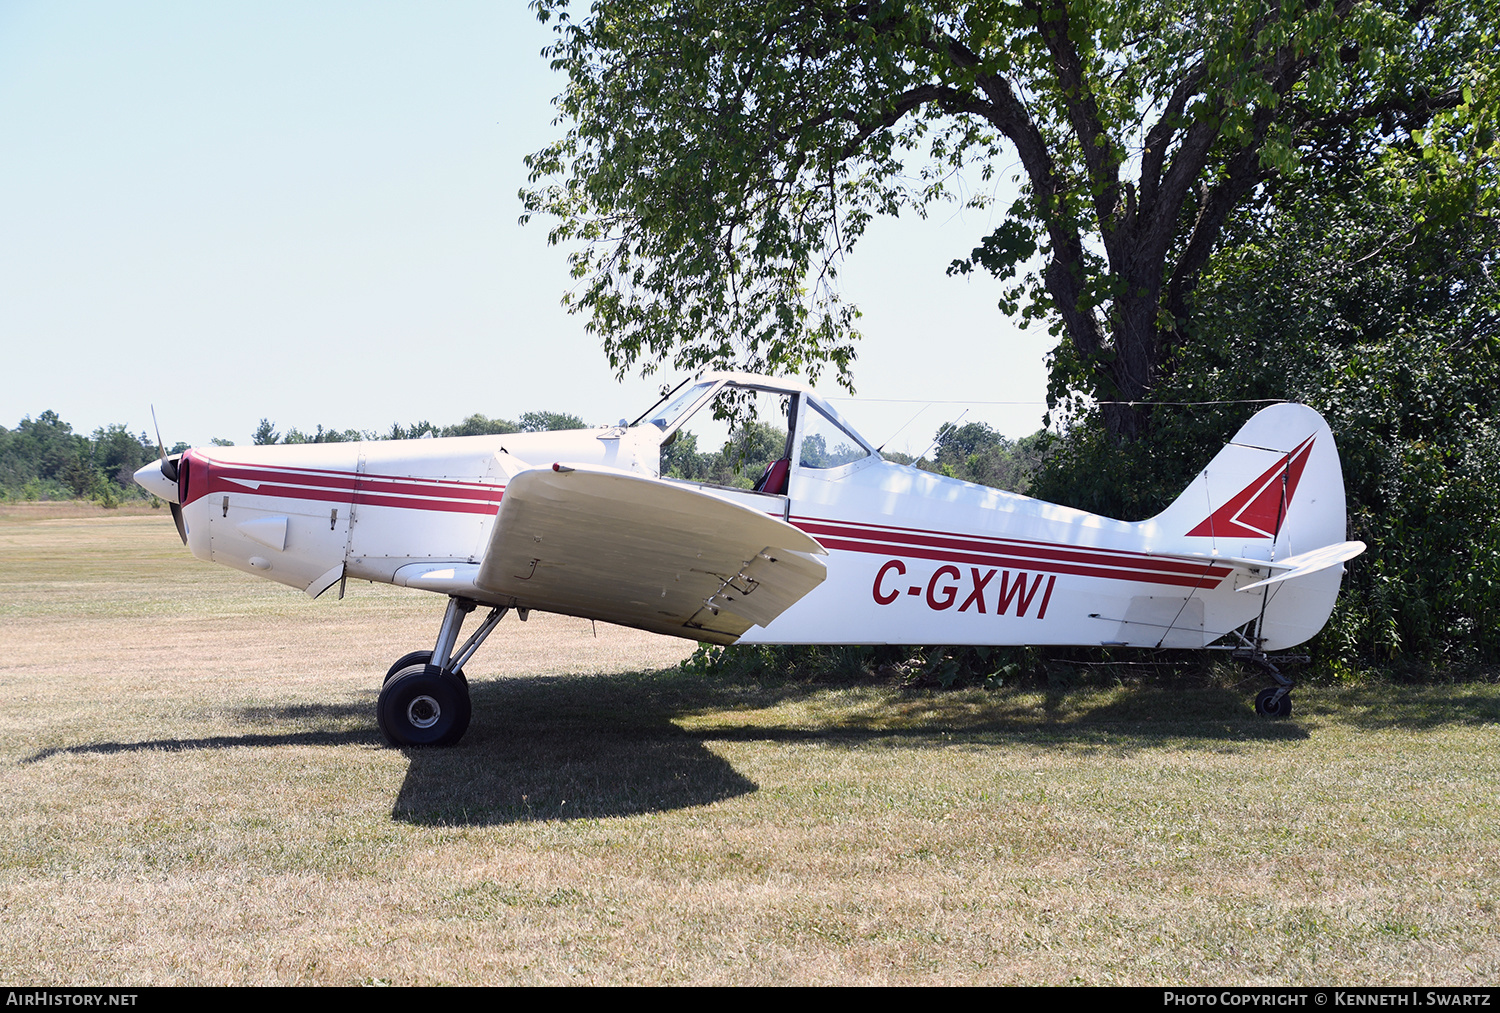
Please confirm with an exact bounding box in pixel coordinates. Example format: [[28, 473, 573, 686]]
[[1254, 686, 1293, 719], [377, 664, 472, 747]]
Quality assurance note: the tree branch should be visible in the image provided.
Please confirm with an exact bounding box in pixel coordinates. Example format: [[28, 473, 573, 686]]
[[1164, 134, 1273, 328], [1026, 0, 1126, 245], [1138, 59, 1210, 216], [930, 28, 1105, 358]]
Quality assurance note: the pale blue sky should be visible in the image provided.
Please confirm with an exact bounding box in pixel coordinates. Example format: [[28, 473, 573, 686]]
[[0, 1, 1053, 455]]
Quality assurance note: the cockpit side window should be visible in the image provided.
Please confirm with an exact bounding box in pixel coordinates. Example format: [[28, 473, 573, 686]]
[[659, 385, 794, 492], [797, 402, 872, 470]]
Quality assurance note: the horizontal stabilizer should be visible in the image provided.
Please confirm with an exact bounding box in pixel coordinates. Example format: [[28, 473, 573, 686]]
[[476, 465, 827, 642], [1235, 540, 1366, 593]]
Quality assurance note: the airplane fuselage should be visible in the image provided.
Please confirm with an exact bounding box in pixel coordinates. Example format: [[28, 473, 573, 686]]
[[139, 372, 1357, 743], [166, 388, 1342, 652]]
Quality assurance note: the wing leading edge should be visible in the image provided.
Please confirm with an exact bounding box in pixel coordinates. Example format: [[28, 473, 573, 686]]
[[475, 465, 827, 644]]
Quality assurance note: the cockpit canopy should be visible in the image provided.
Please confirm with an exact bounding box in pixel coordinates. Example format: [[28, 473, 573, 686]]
[[634, 373, 877, 493]]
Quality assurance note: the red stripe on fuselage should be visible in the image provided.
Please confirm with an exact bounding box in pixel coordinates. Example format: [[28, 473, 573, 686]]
[[796, 517, 1230, 579], [352, 489, 501, 515], [186, 453, 505, 515], [793, 516, 1233, 591], [205, 463, 503, 501], [814, 536, 1223, 589]]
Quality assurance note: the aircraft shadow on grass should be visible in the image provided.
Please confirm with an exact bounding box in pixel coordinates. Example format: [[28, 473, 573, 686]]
[[37, 670, 1453, 828], [387, 672, 1313, 827]]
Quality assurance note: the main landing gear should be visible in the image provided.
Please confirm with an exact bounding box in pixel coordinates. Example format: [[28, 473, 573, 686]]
[[377, 596, 515, 748]]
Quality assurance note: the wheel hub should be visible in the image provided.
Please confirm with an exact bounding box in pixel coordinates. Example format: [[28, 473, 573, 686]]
[[407, 694, 441, 729]]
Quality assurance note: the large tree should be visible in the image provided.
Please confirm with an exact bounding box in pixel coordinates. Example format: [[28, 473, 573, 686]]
[[1025, 112, 1500, 664], [524, 0, 1490, 438]]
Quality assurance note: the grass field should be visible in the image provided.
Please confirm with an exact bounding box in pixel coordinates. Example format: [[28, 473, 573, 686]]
[[0, 504, 1497, 985]]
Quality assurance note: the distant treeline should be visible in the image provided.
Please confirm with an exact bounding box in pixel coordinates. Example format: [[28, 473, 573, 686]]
[[250, 409, 587, 446], [0, 413, 165, 505], [0, 409, 588, 504], [901, 422, 1050, 495], [3, 407, 1046, 504]]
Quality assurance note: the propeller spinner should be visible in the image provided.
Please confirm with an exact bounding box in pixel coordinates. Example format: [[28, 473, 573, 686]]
[[136, 406, 188, 545]]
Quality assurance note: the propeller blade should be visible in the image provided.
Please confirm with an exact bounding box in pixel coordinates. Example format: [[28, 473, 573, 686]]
[[151, 405, 178, 482], [147, 406, 187, 543], [169, 502, 187, 545]]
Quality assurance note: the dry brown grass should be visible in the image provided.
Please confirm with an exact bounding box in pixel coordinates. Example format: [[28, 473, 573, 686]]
[[0, 512, 1497, 985], [0, 500, 163, 521]]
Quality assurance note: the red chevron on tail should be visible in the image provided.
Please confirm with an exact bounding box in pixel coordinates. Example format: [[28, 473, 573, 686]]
[[1186, 435, 1315, 538]]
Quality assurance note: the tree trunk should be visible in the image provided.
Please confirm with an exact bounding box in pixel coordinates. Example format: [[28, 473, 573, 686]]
[[1098, 284, 1163, 442]]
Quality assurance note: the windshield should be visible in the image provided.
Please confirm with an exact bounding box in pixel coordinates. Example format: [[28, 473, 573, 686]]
[[660, 386, 793, 490]]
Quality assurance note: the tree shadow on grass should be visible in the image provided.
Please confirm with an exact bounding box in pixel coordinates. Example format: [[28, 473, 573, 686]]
[[32, 670, 1483, 826], [1300, 682, 1500, 730], [21, 702, 379, 763]]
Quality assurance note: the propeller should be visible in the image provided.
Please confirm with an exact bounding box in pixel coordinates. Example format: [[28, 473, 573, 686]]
[[150, 406, 188, 545]]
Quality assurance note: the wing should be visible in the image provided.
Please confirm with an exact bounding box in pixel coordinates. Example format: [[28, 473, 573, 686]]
[[474, 465, 827, 644]]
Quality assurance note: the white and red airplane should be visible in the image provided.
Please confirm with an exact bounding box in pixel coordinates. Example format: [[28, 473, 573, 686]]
[[135, 372, 1364, 747]]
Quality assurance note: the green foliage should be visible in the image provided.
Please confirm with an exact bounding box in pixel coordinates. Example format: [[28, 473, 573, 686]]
[[680, 643, 883, 683], [518, 410, 586, 433], [0, 412, 159, 503], [916, 422, 1049, 494], [257, 410, 586, 445], [282, 425, 366, 444], [681, 641, 1043, 691], [0, 412, 79, 493], [383, 420, 438, 441], [526, 0, 1493, 438], [442, 414, 522, 438], [251, 419, 280, 446], [1036, 143, 1500, 668]]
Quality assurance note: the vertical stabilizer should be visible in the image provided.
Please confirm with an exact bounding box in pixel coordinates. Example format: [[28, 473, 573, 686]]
[[1145, 404, 1350, 650]]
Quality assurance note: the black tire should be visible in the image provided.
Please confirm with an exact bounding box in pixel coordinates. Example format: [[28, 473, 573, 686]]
[[377, 664, 472, 747], [1254, 686, 1293, 719], [383, 650, 466, 687]]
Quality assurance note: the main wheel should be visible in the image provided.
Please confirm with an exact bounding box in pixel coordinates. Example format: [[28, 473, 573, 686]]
[[1254, 686, 1293, 719], [384, 650, 466, 686], [377, 664, 472, 747]]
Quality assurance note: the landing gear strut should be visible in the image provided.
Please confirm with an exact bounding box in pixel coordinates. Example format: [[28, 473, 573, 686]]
[[377, 596, 508, 747], [1234, 646, 1305, 720]]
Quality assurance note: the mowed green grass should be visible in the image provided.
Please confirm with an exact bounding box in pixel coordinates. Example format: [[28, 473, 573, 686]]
[[0, 505, 1496, 985]]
